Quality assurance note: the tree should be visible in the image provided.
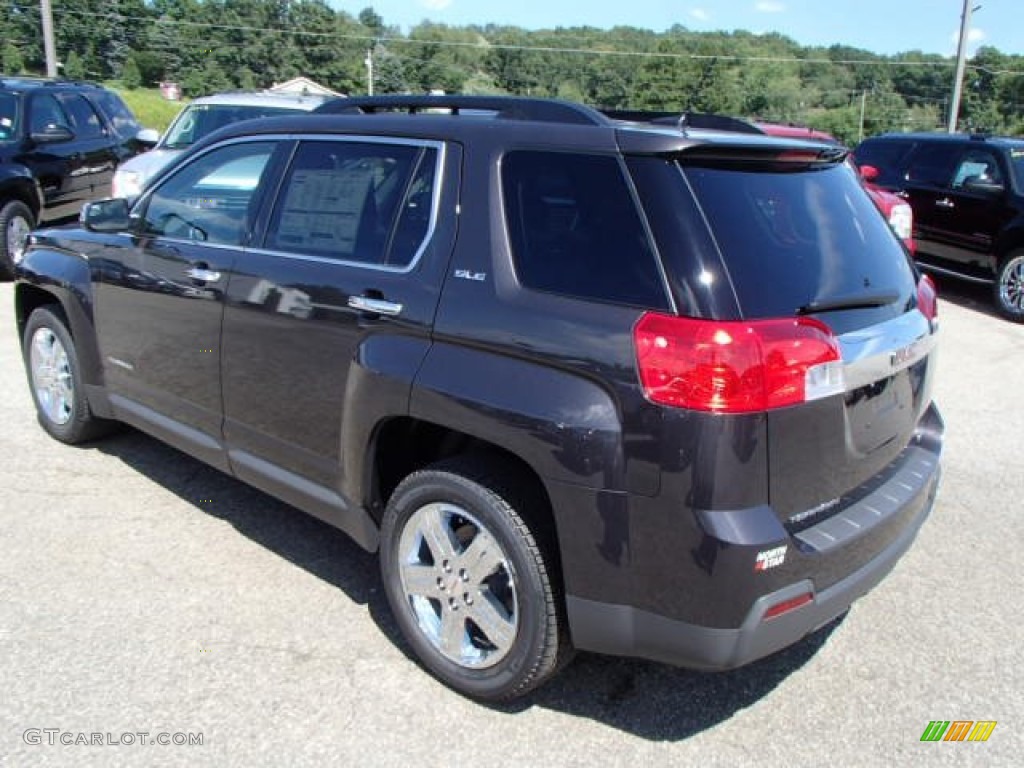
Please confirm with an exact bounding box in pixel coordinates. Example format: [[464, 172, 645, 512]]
[[2, 42, 25, 74], [121, 54, 142, 88], [64, 50, 86, 79]]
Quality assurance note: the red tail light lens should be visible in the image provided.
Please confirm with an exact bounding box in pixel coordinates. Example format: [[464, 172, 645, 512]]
[[917, 274, 938, 323], [634, 313, 844, 413]]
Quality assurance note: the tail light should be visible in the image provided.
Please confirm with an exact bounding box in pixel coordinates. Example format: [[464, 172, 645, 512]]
[[887, 202, 913, 243], [917, 274, 938, 325], [634, 313, 844, 413]]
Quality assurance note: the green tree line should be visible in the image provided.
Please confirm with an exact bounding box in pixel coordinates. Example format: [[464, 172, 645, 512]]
[[2, 1, 1022, 142]]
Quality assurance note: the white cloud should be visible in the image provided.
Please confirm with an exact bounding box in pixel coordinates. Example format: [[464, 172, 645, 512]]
[[690, 8, 710, 21], [419, 0, 453, 10], [949, 26, 987, 54], [755, 1, 786, 12]]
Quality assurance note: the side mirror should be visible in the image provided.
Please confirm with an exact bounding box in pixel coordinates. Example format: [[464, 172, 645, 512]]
[[136, 127, 160, 147], [30, 124, 74, 144], [858, 164, 880, 182], [963, 175, 1004, 196], [82, 198, 132, 232]]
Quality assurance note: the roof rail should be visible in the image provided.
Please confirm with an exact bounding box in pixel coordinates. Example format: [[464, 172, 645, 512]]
[[602, 109, 764, 135], [315, 95, 611, 126]]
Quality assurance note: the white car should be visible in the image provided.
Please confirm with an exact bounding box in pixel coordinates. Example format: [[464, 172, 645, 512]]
[[112, 90, 332, 198]]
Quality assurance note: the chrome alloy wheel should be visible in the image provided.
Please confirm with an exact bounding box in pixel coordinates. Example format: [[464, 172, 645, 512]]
[[398, 502, 519, 668], [6, 212, 31, 264], [30, 327, 74, 426], [999, 254, 1024, 314]]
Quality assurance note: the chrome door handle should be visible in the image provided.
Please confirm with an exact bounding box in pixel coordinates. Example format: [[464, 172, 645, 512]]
[[348, 295, 403, 316], [186, 267, 222, 282], [935, 197, 955, 209]]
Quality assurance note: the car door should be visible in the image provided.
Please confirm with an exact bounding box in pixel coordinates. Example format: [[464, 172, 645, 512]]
[[219, 136, 459, 534], [54, 92, 119, 200], [936, 146, 1017, 270], [895, 142, 961, 263], [92, 139, 281, 470], [18, 92, 84, 221]]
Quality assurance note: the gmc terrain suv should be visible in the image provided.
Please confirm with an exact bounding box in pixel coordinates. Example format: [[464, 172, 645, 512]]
[[14, 96, 943, 700], [0, 77, 154, 278], [854, 132, 1024, 320]]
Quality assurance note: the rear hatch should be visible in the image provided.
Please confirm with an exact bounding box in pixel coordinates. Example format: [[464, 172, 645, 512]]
[[629, 144, 938, 526]]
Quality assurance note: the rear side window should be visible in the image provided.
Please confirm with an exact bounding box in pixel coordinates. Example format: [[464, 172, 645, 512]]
[[902, 144, 959, 187], [681, 161, 916, 320], [502, 151, 668, 309], [266, 140, 437, 266], [57, 93, 105, 139], [852, 139, 914, 185]]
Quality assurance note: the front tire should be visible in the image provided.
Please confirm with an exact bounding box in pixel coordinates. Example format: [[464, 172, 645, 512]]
[[995, 250, 1024, 322], [23, 306, 110, 444], [0, 199, 35, 280], [380, 458, 567, 700]]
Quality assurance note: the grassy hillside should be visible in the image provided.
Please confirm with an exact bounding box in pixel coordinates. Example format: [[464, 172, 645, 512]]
[[111, 86, 188, 133]]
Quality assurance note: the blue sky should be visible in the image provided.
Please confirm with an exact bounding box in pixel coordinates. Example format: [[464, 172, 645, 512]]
[[354, 1, 1022, 56]]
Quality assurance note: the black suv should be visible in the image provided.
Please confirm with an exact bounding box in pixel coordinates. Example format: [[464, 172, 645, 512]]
[[0, 76, 154, 278], [14, 96, 943, 700], [853, 132, 1024, 320]]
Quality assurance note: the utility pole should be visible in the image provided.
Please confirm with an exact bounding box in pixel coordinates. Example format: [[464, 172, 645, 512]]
[[40, 0, 58, 77], [858, 89, 868, 143], [948, 0, 979, 133], [365, 49, 374, 96]]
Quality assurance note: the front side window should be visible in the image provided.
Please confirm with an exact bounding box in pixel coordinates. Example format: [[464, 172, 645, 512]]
[[28, 94, 70, 134], [950, 149, 1003, 189], [502, 151, 668, 308], [141, 141, 275, 246], [265, 140, 437, 266]]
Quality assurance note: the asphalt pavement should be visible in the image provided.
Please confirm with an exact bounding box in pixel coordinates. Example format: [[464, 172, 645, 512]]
[[1, 278, 1021, 767]]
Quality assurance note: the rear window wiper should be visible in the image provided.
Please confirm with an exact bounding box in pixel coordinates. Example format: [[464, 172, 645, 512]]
[[796, 291, 899, 315]]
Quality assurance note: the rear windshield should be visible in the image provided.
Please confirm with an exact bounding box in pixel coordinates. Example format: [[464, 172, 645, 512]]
[[682, 160, 916, 319], [163, 104, 303, 149]]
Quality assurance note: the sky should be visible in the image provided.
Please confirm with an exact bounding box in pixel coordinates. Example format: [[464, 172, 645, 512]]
[[354, 0, 1022, 57]]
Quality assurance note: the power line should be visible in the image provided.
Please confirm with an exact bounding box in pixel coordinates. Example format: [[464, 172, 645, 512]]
[[14, 3, 1024, 75]]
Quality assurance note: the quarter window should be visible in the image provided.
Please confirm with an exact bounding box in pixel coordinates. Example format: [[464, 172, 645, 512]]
[[265, 140, 437, 266], [141, 141, 275, 246], [502, 151, 667, 308]]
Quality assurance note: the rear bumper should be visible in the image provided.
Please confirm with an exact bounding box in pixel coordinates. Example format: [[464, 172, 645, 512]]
[[566, 464, 939, 670]]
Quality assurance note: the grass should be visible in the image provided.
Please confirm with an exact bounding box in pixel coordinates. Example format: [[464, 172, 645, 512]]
[[108, 85, 188, 133]]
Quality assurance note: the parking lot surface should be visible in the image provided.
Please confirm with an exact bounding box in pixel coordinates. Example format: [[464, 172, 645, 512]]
[[1, 279, 1021, 767]]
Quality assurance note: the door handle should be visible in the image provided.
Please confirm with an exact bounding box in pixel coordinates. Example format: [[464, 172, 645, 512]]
[[348, 295, 403, 316], [895, 190, 910, 199], [935, 197, 955, 209], [186, 266, 222, 283]]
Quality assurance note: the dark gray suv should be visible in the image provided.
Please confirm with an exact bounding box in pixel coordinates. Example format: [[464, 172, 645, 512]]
[[854, 132, 1024, 320], [15, 96, 943, 700]]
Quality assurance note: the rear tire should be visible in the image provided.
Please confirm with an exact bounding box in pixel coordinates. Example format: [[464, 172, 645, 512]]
[[0, 199, 34, 280], [23, 306, 111, 444], [995, 250, 1024, 322], [379, 457, 568, 700]]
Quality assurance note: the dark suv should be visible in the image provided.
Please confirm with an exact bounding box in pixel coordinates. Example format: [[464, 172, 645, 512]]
[[853, 132, 1024, 320], [0, 76, 154, 278], [14, 96, 943, 700]]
